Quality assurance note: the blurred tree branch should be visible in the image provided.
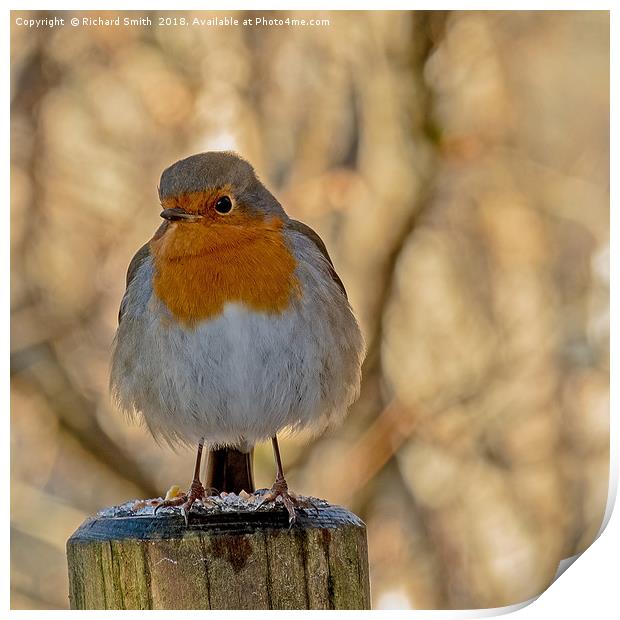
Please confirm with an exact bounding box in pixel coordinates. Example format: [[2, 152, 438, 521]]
[[12, 342, 160, 500]]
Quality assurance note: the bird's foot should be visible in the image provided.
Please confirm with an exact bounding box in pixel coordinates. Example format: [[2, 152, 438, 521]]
[[154, 479, 216, 525], [256, 476, 315, 526]]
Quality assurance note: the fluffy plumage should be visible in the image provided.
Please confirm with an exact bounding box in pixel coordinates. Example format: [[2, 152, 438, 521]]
[[110, 152, 364, 450]]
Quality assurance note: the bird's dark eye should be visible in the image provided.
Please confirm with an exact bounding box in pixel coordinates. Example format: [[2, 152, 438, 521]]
[[215, 196, 233, 214]]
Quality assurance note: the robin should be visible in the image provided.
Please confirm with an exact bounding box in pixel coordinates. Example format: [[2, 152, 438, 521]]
[[110, 152, 364, 524]]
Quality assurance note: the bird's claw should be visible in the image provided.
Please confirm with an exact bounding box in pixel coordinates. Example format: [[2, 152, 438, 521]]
[[154, 479, 215, 524], [256, 477, 315, 527]]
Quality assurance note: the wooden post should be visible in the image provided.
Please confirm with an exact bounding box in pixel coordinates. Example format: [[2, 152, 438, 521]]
[[66, 499, 370, 610]]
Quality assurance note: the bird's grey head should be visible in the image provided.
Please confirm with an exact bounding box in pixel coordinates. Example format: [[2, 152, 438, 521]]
[[158, 152, 286, 219]]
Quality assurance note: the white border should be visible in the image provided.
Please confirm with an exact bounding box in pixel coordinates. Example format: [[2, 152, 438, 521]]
[[5, 3, 615, 617]]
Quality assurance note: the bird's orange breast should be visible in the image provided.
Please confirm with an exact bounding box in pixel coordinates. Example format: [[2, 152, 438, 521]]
[[150, 216, 300, 325]]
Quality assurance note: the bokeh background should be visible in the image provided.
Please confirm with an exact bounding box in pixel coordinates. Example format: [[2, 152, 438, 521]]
[[10, 10, 609, 610]]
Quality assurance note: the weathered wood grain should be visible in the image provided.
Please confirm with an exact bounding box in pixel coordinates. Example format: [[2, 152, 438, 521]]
[[66, 504, 370, 610]]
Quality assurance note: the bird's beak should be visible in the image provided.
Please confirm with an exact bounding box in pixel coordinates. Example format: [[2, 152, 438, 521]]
[[160, 207, 203, 223]]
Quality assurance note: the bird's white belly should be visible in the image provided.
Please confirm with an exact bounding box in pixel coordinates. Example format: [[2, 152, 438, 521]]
[[113, 302, 355, 447]]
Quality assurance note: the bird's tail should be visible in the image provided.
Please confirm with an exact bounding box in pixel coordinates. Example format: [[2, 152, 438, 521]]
[[205, 447, 255, 494]]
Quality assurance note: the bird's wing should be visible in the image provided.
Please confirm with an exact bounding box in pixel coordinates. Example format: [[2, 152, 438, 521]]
[[287, 219, 347, 299], [118, 222, 169, 324], [118, 242, 151, 324]]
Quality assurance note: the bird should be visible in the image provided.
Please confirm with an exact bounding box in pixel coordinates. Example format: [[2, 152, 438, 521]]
[[110, 151, 364, 524]]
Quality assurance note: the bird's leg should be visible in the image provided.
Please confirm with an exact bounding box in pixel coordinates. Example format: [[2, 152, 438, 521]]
[[257, 436, 311, 526], [155, 438, 213, 524]]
